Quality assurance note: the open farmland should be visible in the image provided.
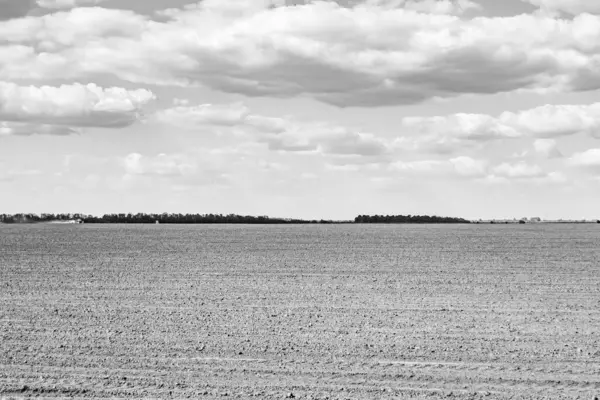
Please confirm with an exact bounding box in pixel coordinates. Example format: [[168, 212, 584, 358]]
[[1, 224, 600, 399]]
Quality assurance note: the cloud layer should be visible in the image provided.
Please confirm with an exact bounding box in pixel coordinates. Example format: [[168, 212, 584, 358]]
[[0, 121, 80, 136], [522, 0, 600, 15], [569, 149, 600, 170], [1, 2, 600, 106], [403, 102, 600, 142], [0, 82, 155, 130], [156, 101, 392, 156]]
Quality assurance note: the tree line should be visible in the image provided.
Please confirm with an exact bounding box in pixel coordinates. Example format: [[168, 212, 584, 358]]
[[1, 213, 470, 224], [0, 213, 338, 224], [354, 214, 471, 224]]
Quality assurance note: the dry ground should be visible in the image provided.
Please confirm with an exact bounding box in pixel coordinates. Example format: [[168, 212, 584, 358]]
[[1, 224, 599, 399]]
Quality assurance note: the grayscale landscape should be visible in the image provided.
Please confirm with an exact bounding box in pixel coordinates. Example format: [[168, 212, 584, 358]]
[[1, 224, 599, 399], [3, 0, 600, 398]]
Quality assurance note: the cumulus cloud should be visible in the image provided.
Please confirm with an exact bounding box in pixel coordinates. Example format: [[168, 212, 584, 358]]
[[390, 156, 565, 183], [388, 156, 488, 178], [385, 156, 561, 183], [0, 82, 155, 128], [156, 102, 393, 157], [0, 121, 80, 136], [390, 159, 445, 174], [450, 156, 488, 177], [492, 162, 546, 179], [122, 152, 231, 186], [521, 0, 600, 15], [499, 104, 600, 138], [533, 139, 562, 158], [402, 113, 522, 154], [124, 153, 198, 177], [1, 3, 600, 106], [156, 102, 249, 128], [404, 103, 600, 146], [317, 129, 390, 156], [568, 149, 600, 170], [404, 114, 522, 141], [0, 168, 41, 182]]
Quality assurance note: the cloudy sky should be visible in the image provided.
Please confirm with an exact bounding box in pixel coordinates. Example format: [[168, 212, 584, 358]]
[[1, 0, 600, 220]]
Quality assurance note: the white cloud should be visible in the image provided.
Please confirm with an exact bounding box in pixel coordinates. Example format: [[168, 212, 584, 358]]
[[499, 104, 600, 138], [388, 156, 489, 179], [450, 156, 487, 177], [156, 102, 393, 157], [402, 113, 522, 153], [155, 102, 249, 128], [404, 114, 522, 141], [0, 121, 80, 136], [521, 0, 600, 15], [63, 154, 109, 172], [492, 162, 546, 179], [315, 129, 391, 156], [477, 161, 566, 184], [403, 103, 600, 146], [121, 152, 235, 187], [2, 4, 600, 106], [124, 153, 198, 177], [390, 159, 445, 174], [0, 81, 155, 128], [568, 149, 600, 169], [0, 168, 41, 182], [533, 139, 562, 158]]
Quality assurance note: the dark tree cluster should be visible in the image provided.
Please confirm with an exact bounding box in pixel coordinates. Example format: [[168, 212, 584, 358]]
[[354, 214, 471, 224], [0, 213, 337, 224], [0, 213, 83, 223], [85, 213, 327, 224], [1, 213, 471, 225]]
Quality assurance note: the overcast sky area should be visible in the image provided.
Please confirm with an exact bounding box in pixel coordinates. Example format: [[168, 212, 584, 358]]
[[1, 0, 600, 220]]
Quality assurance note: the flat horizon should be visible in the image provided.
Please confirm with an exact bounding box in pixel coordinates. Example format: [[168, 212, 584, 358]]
[[2, 0, 600, 222], [1, 212, 599, 223]]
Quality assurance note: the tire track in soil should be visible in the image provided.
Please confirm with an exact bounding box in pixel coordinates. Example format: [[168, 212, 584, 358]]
[[1, 357, 599, 398]]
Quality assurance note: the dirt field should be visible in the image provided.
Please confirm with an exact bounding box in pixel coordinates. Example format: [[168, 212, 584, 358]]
[[1, 224, 599, 399]]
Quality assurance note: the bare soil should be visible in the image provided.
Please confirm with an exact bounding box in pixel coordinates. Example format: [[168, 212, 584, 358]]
[[1, 224, 599, 399]]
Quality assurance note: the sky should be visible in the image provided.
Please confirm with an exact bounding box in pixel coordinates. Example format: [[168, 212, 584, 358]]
[[1, 0, 600, 220]]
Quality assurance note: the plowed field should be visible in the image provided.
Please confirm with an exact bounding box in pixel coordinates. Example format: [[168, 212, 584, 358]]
[[1, 224, 599, 399]]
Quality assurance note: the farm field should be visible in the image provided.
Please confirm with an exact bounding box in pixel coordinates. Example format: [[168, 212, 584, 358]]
[[1, 224, 600, 399]]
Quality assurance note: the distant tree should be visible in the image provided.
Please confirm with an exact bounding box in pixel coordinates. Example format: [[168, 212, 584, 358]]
[[354, 214, 470, 224]]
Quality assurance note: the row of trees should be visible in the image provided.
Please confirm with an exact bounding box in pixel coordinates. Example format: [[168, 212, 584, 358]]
[[0, 213, 83, 223], [0, 213, 336, 224], [85, 213, 331, 224], [354, 214, 471, 224], [1, 213, 470, 224]]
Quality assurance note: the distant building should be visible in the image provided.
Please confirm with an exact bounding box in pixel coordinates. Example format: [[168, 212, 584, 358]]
[[530, 217, 542, 223]]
